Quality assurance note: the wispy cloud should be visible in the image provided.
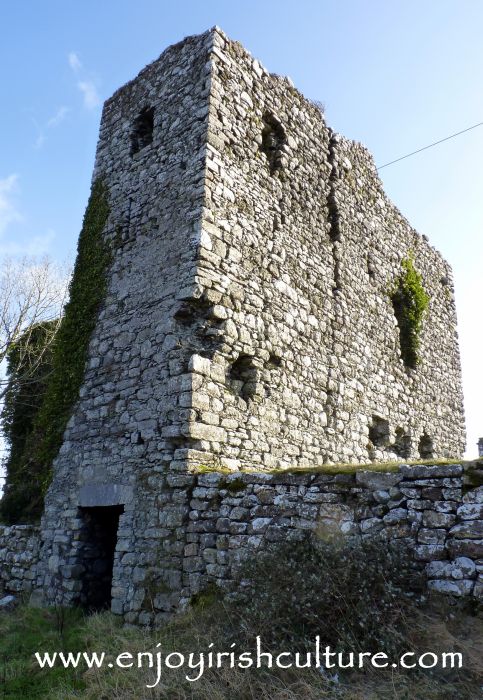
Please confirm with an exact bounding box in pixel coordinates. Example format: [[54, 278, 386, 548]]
[[77, 80, 100, 109], [47, 105, 69, 128], [68, 51, 82, 73], [68, 51, 101, 110], [32, 106, 69, 150], [0, 175, 22, 235]]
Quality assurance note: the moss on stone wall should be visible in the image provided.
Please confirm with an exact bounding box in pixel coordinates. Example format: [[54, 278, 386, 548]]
[[1, 179, 111, 523], [391, 256, 429, 369]]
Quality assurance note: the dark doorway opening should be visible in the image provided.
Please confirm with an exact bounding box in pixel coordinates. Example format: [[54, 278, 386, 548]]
[[78, 505, 123, 611]]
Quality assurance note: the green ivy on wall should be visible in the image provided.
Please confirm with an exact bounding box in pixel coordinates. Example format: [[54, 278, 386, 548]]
[[0, 323, 57, 523], [391, 256, 429, 369], [0, 178, 111, 523]]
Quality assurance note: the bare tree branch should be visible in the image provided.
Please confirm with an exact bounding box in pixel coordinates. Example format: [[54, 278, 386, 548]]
[[0, 255, 71, 402]]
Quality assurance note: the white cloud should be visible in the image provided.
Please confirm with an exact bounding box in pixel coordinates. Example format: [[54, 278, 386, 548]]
[[0, 175, 22, 235], [77, 80, 100, 110], [68, 50, 101, 110], [47, 105, 69, 128], [68, 51, 82, 73]]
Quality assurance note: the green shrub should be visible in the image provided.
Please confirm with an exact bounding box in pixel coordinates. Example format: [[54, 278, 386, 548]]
[[227, 535, 423, 656], [391, 256, 429, 368]]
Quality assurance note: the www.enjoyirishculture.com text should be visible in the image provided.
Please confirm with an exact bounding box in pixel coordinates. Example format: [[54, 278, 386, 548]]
[[34, 636, 463, 687]]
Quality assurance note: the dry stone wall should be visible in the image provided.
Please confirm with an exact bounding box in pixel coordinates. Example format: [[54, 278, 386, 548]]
[[180, 464, 482, 609], [2, 465, 481, 621], [0, 525, 40, 594]]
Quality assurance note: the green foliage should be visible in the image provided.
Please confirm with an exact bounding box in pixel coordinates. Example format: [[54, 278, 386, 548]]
[[391, 256, 429, 368], [228, 536, 423, 656], [0, 605, 85, 699], [0, 323, 57, 523], [0, 593, 480, 699], [0, 178, 111, 523]]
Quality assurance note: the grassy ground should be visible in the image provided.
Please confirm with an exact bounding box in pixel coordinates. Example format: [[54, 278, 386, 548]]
[[0, 596, 481, 699]]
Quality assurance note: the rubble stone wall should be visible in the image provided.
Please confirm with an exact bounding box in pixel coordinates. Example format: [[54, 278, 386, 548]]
[[190, 28, 465, 471], [181, 464, 482, 610], [0, 525, 40, 595], [1, 466, 481, 620]]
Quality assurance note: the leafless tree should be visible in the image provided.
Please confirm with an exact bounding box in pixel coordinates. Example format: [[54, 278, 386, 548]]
[[0, 255, 70, 402]]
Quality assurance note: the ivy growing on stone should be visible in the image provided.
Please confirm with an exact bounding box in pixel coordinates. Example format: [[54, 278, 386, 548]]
[[0, 323, 57, 524], [0, 178, 111, 523], [391, 256, 429, 369]]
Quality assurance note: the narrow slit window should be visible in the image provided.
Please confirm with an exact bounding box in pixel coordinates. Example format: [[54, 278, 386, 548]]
[[131, 107, 154, 155]]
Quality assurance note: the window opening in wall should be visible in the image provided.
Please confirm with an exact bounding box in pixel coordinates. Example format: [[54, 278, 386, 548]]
[[261, 113, 286, 173], [367, 253, 376, 280], [394, 427, 411, 458], [418, 432, 434, 459], [131, 107, 154, 155], [228, 355, 258, 402], [78, 505, 124, 611], [368, 416, 390, 447]]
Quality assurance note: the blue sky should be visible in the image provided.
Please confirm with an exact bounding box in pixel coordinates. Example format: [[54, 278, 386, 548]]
[[1, 0, 482, 457]]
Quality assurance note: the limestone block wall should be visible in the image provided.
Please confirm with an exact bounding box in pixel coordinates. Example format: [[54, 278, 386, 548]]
[[186, 27, 465, 471], [0, 466, 481, 621], [0, 525, 40, 595], [182, 465, 482, 607], [35, 29, 217, 613]]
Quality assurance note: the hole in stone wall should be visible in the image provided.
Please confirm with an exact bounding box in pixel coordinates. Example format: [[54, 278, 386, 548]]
[[394, 427, 411, 458], [267, 353, 282, 369], [367, 253, 376, 280], [78, 505, 124, 611], [369, 416, 390, 447], [228, 355, 258, 402], [261, 113, 286, 174], [418, 432, 434, 459], [131, 107, 154, 155]]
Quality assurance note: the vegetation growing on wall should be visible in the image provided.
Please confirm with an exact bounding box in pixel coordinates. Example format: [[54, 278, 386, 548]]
[[391, 256, 429, 369], [0, 323, 56, 523], [0, 179, 111, 523]]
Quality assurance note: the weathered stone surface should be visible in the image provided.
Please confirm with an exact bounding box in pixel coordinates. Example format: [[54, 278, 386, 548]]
[[457, 503, 483, 520], [449, 521, 483, 539], [400, 465, 463, 480], [356, 472, 402, 490], [447, 539, 483, 560], [0, 595, 16, 610], [0, 27, 466, 623], [427, 579, 474, 596], [426, 557, 476, 580]]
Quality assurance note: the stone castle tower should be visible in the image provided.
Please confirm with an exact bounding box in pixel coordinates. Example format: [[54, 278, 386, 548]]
[[33, 28, 466, 618]]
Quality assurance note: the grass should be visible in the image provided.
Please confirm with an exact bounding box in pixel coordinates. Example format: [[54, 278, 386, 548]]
[[0, 596, 481, 699], [191, 457, 475, 478]]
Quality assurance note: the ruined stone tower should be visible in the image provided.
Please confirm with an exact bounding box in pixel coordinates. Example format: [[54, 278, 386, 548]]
[[33, 28, 466, 620]]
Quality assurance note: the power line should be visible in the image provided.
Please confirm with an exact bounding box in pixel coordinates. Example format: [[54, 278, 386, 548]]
[[377, 120, 483, 170]]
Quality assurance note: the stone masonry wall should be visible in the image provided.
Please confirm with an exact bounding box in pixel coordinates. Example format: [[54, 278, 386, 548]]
[[0, 525, 40, 595], [181, 464, 482, 607], [35, 29, 217, 613], [29, 27, 467, 622], [186, 28, 465, 471], [1, 465, 481, 620]]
